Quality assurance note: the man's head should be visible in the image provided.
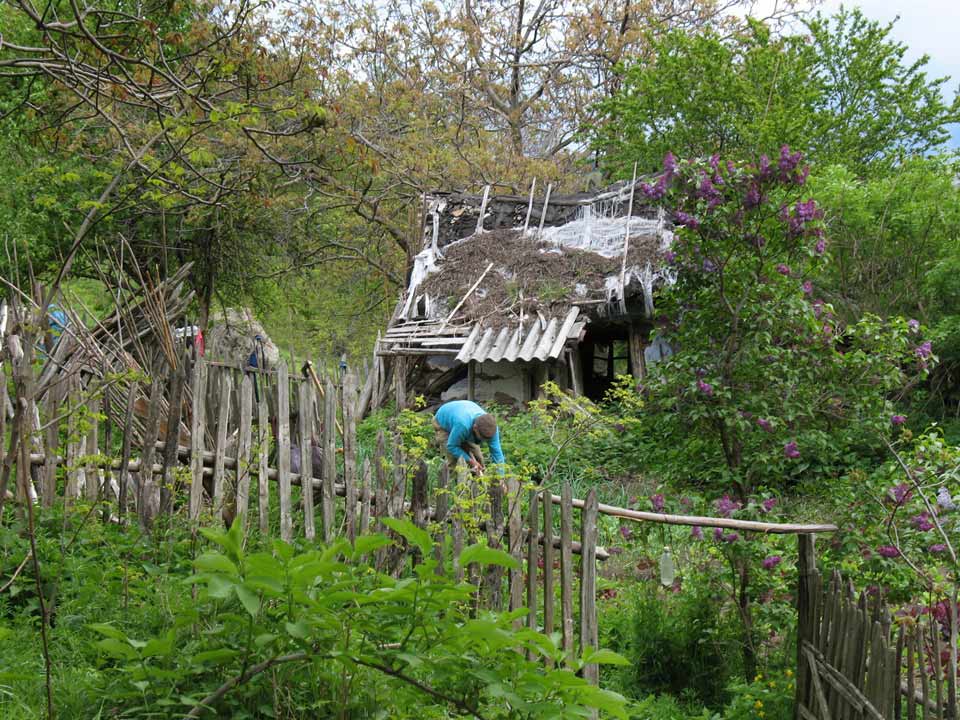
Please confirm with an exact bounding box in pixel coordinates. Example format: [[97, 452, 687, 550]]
[[473, 413, 498, 441]]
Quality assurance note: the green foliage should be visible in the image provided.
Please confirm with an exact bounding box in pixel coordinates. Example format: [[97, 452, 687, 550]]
[[593, 10, 960, 176], [721, 671, 794, 720], [639, 151, 927, 496]]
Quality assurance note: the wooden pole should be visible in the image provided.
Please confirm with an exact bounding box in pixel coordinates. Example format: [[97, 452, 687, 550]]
[[343, 371, 358, 542], [298, 377, 316, 540], [189, 360, 208, 522], [580, 489, 599, 686], [236, 374, 253, 526], [322, 377, 337, 541], [523, 178, 537, 234], [560, 482, 574, 661], [276, 361, 292, 541]]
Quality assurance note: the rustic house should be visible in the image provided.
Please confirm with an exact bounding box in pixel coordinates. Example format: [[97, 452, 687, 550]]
[[376, 181, 676, 406]]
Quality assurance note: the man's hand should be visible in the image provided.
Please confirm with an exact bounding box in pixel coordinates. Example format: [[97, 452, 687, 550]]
[[468, 459, 485, 476]]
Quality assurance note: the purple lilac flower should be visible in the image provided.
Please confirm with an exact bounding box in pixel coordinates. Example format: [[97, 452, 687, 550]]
[[663, 151, 677, 176], [691, 526, 703, 540], [762, 555, 782, 570], [778, 145, 804, 179], [877, 545, 901, 559], [929, 544, 948, 554], [891, 415, 906, 426], [758, 154, 771, 178], [727, 160, 737, 174], [762, 498, 777, 513], [619, 525, 633, 541], [674, 210, 700, 229], [714, 527, 725, 541], [815, 238, 826, 255], [650, 494, 665, 512], [744, 184, 761, 209], [812, 300, 824, 318], [606, 546, 623, 555], [937, 486, 956, 511], [723, 532, 739, 543], [802, 280, 813, 295], [702, 259, 717, 272], [697, 379, 714, 396], [915, 341, 932, 359], [889, 483, 912, 505], [796, 165, 810, 185], [716, 495, 741, 518], [913, 513, 935, 532], [776, 263, 791, 276], [757, 417, 773, 432], [908, 319, 920, 333], [784, 441, 800, 459], [665, 250, 677, 264], [709, 154, 720, 172]]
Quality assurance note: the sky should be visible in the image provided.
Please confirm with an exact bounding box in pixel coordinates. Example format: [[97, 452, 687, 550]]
[[796, 0, 960, 147]]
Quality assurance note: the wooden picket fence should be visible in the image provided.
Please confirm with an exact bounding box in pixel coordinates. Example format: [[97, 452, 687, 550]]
[[2, 350, 609, 677], [796, 535, 958, 720]]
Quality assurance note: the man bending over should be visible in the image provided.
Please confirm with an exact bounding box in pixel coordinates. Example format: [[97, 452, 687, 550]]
[[433, 400, 505, 475]]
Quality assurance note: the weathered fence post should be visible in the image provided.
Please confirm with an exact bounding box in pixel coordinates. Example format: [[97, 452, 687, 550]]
[[189, 359, 208, 522], [211, 368, 233, 512], [161, 354, 186, 516], [560, 482, 574, 661], [256, 369, 270, 534], [321, 377, 337, 542], [580, 488, 598, 686], [796, 533, 816, 718], [276, 361, 292, 541], [343, 371, 358, 541], [138, 377, 163, 527], [236, 374, 253, 527], [118, 381, 137, 519], [542, 485, 555, 664], [526, 489, 539, 659], [84, 396, 100, 502], [298, 377, 316, 540], [41, 387, 59, 507]]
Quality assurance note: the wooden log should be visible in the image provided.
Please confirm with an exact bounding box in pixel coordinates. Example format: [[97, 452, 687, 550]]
[[919, 627, 930, 720], [932, 621, 944, 720], [322, 377, 337, 542], [395, 356, 407, 410], [298, 379, 316, 540], [580, 488, 599, 686], [542, 486, 555, 654], [256, 369, 270, 535], [276, 362, 292, 541], [235, 375, 253, 526], [65, 380, 80, 502], [526, 489, 539, 658], [628, 321, 646, 381], [903, 625, 912, 720], [433, 463, 448, 572], [452, 505, 465, 584], [343, 372, 358, 541], [117, 382, 137, 519], [212, 369, 233, 510], [83, 396, 101, 501], [560, 482, 574, 661], [137, 378, 163, 526], [796, 534, 816, 715], [42, 388, 59, 507]]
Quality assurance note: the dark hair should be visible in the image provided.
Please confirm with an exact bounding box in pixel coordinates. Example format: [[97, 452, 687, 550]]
[[473, 413, 497, 440]]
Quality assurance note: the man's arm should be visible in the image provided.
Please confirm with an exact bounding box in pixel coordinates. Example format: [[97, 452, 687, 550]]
[[488, 429, 505, 466], [446, 424, 472, 463]]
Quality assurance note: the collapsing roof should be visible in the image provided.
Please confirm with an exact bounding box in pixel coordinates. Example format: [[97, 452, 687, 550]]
[[380, 180, 675, 362]]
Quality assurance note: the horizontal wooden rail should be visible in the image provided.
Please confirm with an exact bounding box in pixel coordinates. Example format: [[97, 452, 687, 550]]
[[550, 494, 838, 534]]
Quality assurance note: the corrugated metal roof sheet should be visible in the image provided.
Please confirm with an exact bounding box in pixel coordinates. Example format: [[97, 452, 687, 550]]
[[378, 307, 585, 365]]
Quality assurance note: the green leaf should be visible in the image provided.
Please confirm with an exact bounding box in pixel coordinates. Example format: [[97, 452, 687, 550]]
[[352, 534, 391, 557], [235, 584, 260, 618], [285, 621, 310, 639], [581, 647, 630, 666], [459, 543, 520, 570], [206, 575, 236, 600], [382, 517, 433, 555], [194, 552, 238, 577], [192, 648, 240, 665], [95, 638, 138, 660], [88, 623, 128, 641]]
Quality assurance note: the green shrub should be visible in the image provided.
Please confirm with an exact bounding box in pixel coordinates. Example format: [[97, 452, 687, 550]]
[[722, 671, 795, 720]]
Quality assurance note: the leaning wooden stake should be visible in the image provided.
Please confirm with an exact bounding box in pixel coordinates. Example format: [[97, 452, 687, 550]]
[[236, 374, 253, 526], [542, 485, 555, 659], [560, 482, 574, 661], [256, 369, 271, 535], [526, 489, 539, 659], [211, 369, 233, 511], [342, 371, 358, 541], [321, 377, 337, 542]]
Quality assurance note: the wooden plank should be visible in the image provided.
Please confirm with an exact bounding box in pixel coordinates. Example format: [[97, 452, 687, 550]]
[[507, 471, 523, 615], [235, 375, 253, 526], [321, 377, 337, 542], [65, 380, 80, 502], [807, 647, 833, 720], [580, 488, 599, 686], [452, 507, 465, 583], [138, 378, 164, 526], [374, 430, 387, 571], [918, 627, 930, 720], [433, 463, 448, 572], [276, 361, 293, 541], [411, 460, 428, 532], [160, 355, 186, 515], [189, 360, 208, 521], [342, 371, 358, 541], [101, 375, 113, 522], [797, 534, 817, 712], [542, 486, 555, 651], [118, 382, 137, 519], [484, 472, 505, 610], [212, 369, 233, 511], [256, 369, 270, 535], [299, 378, 316, 540], [359, 457, 372, 536], [395, 356, 407, 410], [42, 388, 59, 507], [902, 625, 911, 720], [932, 620, 944, 720], [560, 482, 574, 661], [526, 489, 539, 657], [628, 321, 646, 380]]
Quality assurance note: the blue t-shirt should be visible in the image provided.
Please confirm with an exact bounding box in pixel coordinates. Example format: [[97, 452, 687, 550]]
[[434, 400, 505, 466]]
